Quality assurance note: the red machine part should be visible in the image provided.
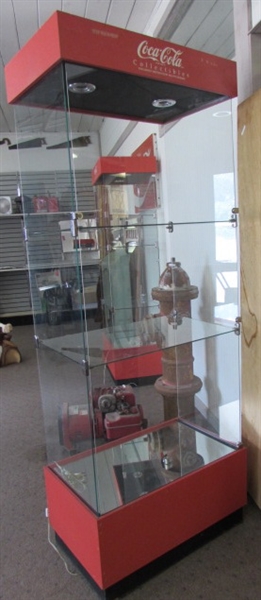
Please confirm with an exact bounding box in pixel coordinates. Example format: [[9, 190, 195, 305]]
[[105, 405, 145, 440], [92, 385, 136, 409], [58, 385, 145, 450]]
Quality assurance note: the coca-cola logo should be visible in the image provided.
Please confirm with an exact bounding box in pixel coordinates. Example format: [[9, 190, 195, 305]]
[[137, 40, 183, 68]]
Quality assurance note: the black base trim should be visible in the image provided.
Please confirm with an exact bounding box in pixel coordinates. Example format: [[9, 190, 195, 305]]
[[55, 508, 243, 599]]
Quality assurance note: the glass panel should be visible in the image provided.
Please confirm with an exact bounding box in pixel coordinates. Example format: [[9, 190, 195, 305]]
[[174, 332, 241, 444], [100, 224, 159, 328], [160, 99, 236, 224], [148, 220, 240, 444], [12, 54, 240, 519], [13, 70, 101, 514], [52, 420, 236, 515], [152, 221, 239, 325]]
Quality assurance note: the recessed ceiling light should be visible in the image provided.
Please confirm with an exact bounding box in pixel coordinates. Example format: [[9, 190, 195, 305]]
[[152, 99, 176, 109], [68, 82, 96, 94], [213, 110, 231, 118]]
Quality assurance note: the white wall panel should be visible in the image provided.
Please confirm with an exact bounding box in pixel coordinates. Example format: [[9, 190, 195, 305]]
[[251, 0, 261, 28]]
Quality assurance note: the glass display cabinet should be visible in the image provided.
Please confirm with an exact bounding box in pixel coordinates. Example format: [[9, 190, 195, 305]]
[[92, 152, 162, 382], [5, 11, 247, 596]]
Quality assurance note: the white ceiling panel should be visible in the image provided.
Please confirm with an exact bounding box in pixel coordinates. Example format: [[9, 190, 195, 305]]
[[38, 0, 62, 27], [201, 10, 234, 57], [169, 0, 234, 58], [62, 0, 87, 18], [0, 0, 20, 63], [0, 68, 14, 130], [106, 0, 136, 28], [168, 0, 217, 46], [216, 31, 234, 59], [127, 0, 160, 33], [85, 0, 112, 23], [12, 0, 39, 48], [186, 1, 233, 51]]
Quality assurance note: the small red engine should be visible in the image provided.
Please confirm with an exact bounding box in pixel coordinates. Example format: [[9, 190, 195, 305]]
[[58, 385, 146, 451]]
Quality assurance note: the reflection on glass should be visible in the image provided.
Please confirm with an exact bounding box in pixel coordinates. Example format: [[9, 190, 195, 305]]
[[53, 421, 235, 515]]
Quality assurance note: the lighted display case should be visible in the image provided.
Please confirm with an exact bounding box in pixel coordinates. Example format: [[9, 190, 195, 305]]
[[92, 150, 163, 382], [5, 12, 247, 597]]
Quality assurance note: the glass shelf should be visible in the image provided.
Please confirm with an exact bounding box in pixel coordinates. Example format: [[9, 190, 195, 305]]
[[52, 419, 236, 515], [41, 316, 236, 367]]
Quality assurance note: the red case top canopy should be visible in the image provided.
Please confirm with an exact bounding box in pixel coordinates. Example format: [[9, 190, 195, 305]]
[[5, 11, 237, 124]]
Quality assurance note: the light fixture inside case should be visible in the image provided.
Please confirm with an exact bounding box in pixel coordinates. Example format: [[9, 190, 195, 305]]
[[68, 82, 96, 94], [152, 99, 176, 109]]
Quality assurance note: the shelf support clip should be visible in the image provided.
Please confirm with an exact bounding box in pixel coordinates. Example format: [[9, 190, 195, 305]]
[[230, 207, 239, 227], [234, 316, 242, 335]]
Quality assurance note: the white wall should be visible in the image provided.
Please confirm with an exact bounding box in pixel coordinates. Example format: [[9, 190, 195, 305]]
[[99, 100, 240, 431], [100, 99, 236, 278], [158, 99, 236, 275]]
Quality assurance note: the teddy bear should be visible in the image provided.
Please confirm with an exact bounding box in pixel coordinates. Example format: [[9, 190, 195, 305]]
[[0, 323, 22, 367]]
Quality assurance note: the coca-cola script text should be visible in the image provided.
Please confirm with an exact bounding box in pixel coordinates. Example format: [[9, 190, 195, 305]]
[[137, 41, 183, 68]]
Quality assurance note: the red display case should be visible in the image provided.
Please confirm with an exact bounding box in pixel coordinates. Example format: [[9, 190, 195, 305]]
[[5, 11, 246, 597], [92, 156, 158, 186]]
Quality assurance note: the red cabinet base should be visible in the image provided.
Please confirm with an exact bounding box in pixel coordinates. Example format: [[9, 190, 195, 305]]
[[44, 445, 247, 592]]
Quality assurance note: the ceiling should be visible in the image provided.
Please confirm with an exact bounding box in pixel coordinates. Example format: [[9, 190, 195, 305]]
[[0, 0, 235, 134]]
